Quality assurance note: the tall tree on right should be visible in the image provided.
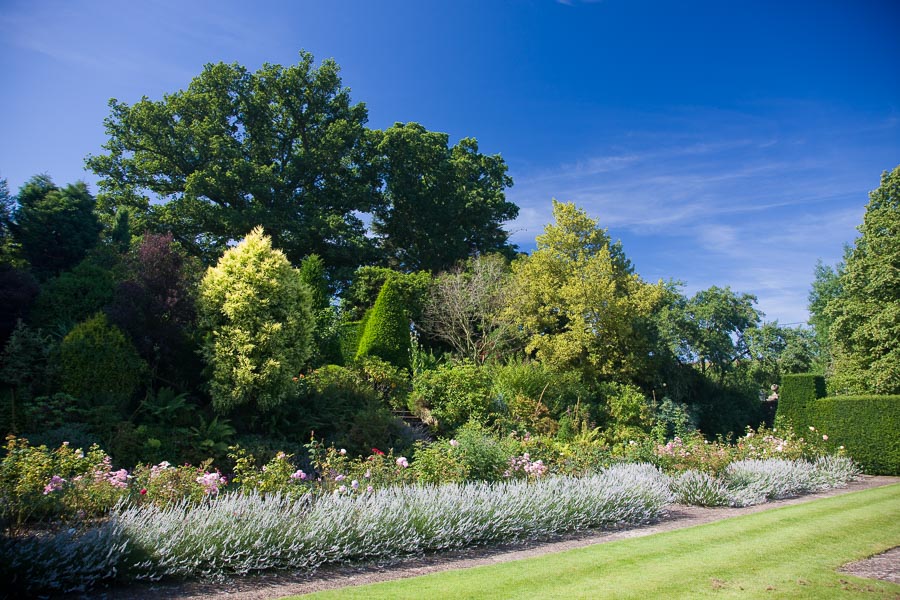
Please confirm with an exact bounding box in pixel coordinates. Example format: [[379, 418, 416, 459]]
[[826, 165, 900, 395]]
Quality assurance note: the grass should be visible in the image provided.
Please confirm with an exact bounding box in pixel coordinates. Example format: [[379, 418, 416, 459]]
[[297, 483, 900, 599]]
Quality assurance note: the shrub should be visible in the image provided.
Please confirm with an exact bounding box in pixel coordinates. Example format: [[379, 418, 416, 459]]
[[29, 260, 118, 333], [107, 465, 672, 585], [0, 436, 129, 531], [452, 423, 514, 481], [58, 312, 146, 408], [670, 470, 730, 506], [411, 439, 470, 484], [777, 373, 826, 429], [488, 359, 590, 416], [723, 457, 858, 507], [303, 364, 378, 436], [0, 521, 130, 596], [356, 278, 411, 369], [598, 382, 653, 446], [409, 362, 495, 434], [197, 227, 313, 412], [338, 313, 369, 365]]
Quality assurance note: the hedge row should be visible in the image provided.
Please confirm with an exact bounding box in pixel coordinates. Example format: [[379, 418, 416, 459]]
[[778, 374, 900, 475]]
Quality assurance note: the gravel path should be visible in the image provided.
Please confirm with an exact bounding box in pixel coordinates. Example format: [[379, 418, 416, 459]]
[[92, 475, 899, 600]]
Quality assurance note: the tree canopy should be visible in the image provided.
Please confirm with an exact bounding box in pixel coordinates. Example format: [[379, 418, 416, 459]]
[[372, 122, 517, 271], [508, 200, 665, 379], [87, 52, 379, 274], [87, 53, 518, 280], [826, 165, 900, 394], [12, 176, 102, 278]]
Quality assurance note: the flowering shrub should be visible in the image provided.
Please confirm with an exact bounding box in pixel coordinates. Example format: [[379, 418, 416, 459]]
[[650, 421, 839, 476], [504, 453, 548, 479], [652, 433, 733, 475], [129, 459, 226, 507], [411, 438, 469, 484], [229, 448, 308, 498], [0, 436, 129, 531]]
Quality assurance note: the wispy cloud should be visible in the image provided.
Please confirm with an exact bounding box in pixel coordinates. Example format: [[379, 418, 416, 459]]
[[506, 112, 874, 323], [0, 1, 252, 83]]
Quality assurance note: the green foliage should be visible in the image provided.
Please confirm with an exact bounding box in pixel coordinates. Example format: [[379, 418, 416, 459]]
[[487, 358, 590, 417], [411, 439, 470, 484], [779, 375, 898, 474], [447, 422, 513, 482], [341, 266, 389, 321], [295, 364, 379, 442], [188, 415, 236, 465], [777, 373, 827, 431], [356, 277, 411, 369], [87, 52, 378, 275], [106, 232, 201, 390], [299, 255, 342, 366], [0, 177, 15, 262], [0, 265, 39, 345], [826, 165, 900, 395], [683, 286, 761, 380], [344, 401, 412, 457], [129, 459, 224, 507], [508, 201, 665, 379], [197, 227, 313, 412], [12, 176, 102, 278], [807, 257, 845, 367], [803, 395, 900, 475], [131, 388, 199, 465], [372, 122, 518, 271], [298, 254, 330, 311], [0, 436, 128, 532], [414, 429, 555, 484], [338, 317, 368, 365], [58, 312, 146, 411], [0, 321, 54, 432], [743, 322, 822, 389], [409, 361, 495, 434], [691, 374, 764, 438], [597, 382, 653, 446], [29, 259, 118, 333], [356, 356, 412, 408], [341, 266, 431, 323]]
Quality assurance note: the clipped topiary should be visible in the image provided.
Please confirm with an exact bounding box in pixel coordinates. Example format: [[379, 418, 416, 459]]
[[356, 277, 411, 369], [59, 312, 146, 406]]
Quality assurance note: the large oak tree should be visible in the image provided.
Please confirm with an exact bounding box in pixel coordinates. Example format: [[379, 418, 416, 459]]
[[87, 52, 380, 276]]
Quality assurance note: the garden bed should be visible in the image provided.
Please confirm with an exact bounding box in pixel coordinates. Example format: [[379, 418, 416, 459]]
[[73, 476, 899, 600]]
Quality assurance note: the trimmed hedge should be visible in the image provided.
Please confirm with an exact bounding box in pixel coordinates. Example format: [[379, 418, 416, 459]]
[[356, 279, 411, 369], [778, 374, 900, 475], [777, 374, 827, 429], [338, 314, 369, 366], [811, 395, 900, 475]]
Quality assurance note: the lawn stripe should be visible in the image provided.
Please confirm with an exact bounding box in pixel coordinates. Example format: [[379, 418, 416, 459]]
[[298, 483, 900, 599]]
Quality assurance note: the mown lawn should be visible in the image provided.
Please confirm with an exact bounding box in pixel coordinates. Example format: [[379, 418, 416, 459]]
[[297, 483, 900, 599]]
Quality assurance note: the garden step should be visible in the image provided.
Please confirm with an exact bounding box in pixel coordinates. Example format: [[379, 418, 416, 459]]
[[391, 410, 433, 442]]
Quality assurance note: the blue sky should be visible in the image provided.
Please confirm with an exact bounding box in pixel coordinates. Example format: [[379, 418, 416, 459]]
[[1, 0, 898, 324]]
